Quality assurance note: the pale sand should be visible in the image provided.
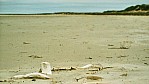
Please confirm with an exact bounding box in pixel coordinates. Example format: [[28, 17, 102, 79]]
[[0, 15, 149, 84]]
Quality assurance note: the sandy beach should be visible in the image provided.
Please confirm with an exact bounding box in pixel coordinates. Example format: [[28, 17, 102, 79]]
[[0, 15, 149, 84]]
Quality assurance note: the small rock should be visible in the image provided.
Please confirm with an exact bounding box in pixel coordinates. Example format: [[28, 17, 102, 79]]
[[4, 80, 7, 82], [39, 68, 42, 73], [0, 80, 7, 82], [32, 79, 36, 81], [23, 42, 30, 44], [120, 73, 127, 76], [86, 76, 103, 80], [144, 63, 148, 65], [145, 57, 149, 58], [108, 44, 114, 46], [86, 57, 92, 59], [28, 55, 42, 58], [106, 57, 113, 58]]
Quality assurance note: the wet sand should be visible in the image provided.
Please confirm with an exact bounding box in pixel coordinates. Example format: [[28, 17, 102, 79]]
[[0, 15, 149, 84]]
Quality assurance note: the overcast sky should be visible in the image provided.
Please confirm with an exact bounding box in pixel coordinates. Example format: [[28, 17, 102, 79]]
[[0, 0, 148, 3]]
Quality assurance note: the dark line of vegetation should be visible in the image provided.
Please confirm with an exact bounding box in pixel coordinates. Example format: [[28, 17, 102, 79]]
[[1, 12, 148, 16], [124, 4, 149, 11]]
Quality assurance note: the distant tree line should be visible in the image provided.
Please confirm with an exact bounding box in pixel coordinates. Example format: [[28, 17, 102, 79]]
[[124, 4, 149, 11], [103, 4, 149, 15]]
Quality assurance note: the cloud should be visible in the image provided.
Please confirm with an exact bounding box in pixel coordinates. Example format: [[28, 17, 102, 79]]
[[0, 0, 145, 2], [0, 0, 148, 4]]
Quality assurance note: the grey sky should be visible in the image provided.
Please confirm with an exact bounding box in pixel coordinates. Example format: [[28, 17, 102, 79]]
[[0, 0, 148, 3]]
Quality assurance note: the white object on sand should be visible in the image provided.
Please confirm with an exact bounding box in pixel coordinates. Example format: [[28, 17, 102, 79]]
[[41, 62, 52, 75], [79, 64, 93, 69], [13, 75, 26, 79], [13, 62, 52, 79], [13, 72, 50, 79]]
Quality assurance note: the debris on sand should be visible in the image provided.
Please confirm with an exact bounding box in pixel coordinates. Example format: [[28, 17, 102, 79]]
[[0, 79, 15, 82], [12, 72, 50, 79], [41, 62, 52, 75], [103, 66, 114, 69], [52, 63, 103, 72], [75, 76, 84, 82], [86, 72, 97, 74], [0, 80, 7, 82], [79, 64, 93, 69], [86, 75, 103, 80], [75, 75, 104, 82], [32, 78, 36, 81], [108, 41, 131, 49], [85, 57, 93, 59], [108, 44, 114, 46], [106, 57, 113, 58], [120, 73, 128, 76], [52, 67, 76, 71], [145, 57, 149, 58], [23, 42, 30, 44], [108, 47, 129, 49], [13, 62, 52, 79], [28, 55, 42, 58], [12, 62, 104, 81], [117, 55, 128, 58], [83, 82, 109, 84], [144, 63, 148, 65], [78, 64, 103, 71]]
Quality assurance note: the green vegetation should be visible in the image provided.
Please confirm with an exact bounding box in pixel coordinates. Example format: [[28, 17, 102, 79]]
[[124, 4, 149, 11], [103, 4, 149, 15]]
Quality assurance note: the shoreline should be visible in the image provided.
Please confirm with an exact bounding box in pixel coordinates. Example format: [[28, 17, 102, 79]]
[[0, 11, 149, 16]]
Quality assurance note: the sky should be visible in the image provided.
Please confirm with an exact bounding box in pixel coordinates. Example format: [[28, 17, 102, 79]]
[[0, 0, 148, 3], [0, 0, 148, 14]]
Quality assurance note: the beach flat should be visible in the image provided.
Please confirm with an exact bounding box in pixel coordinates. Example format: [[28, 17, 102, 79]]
[[0, 15, 149, 84]]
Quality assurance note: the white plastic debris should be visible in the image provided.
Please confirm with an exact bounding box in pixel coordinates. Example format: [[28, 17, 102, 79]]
[[13, 62, 52, 79], [13, 75, 26, 79], [78, 63, 103, 70], [25, 72, 50, 79], [13, 72, 50, 79], [79, 64, 93, 69], [41, 62, 52, 75], [92, 63, 103, 70]]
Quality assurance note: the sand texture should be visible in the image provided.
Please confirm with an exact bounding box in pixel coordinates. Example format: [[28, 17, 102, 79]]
[[0, 15, 149, 84]]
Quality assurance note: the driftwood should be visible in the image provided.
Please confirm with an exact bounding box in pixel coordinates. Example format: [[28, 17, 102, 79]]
[[12, 62, 105, 80], [12, 72, 50, 79], [52, 67, 76, 71], [78, 64, 103, 71], [52, 63, 103, 71]]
